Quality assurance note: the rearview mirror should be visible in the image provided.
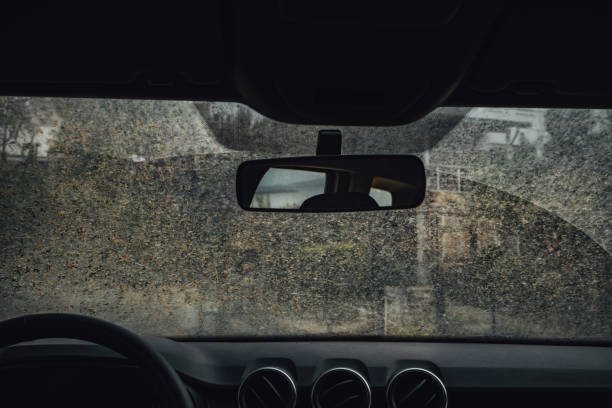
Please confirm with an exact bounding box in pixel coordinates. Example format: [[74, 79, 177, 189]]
[[236, 155, 425, 212]]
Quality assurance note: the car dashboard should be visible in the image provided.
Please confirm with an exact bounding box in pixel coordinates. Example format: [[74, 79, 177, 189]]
[[1, 339, 611, 407]]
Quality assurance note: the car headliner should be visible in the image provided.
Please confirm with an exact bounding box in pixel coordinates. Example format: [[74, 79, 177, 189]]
[[2, 2, 612, 127]]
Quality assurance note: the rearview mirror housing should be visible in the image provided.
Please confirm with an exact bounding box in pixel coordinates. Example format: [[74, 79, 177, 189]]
[[236, 155, 425, 212]]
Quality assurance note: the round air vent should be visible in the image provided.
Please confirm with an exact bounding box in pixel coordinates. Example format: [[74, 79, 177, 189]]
[[312, 367, 371, 408], [238, 367, 297, 408], [386, 368, 448, 408]]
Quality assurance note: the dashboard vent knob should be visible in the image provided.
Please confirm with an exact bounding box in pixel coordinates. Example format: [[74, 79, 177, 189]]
[[387, 368, 448, 408], [312, 368, 371, 408], [238, 367, 297, 408]]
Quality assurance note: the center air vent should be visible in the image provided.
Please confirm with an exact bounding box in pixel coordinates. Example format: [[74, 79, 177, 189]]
[[387, 368, 448, 408], [238, 367, 297, 408], [312, 367, 371, 408]]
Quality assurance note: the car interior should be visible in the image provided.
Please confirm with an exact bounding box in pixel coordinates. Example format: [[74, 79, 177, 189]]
[[1, 1, 611, 407]]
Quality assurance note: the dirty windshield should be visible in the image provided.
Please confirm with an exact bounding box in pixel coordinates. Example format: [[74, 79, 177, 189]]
[[0, 97, 610, 341]]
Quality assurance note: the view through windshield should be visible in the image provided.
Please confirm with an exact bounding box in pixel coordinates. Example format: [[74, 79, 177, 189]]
[[0, 97, 610, 341]]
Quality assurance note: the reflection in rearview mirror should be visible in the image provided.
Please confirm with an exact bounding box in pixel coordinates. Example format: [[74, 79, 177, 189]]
[[236, 155, 425, 212]]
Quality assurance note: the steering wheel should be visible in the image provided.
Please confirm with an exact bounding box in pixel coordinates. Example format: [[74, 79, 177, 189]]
[[0, 313, 194, 408]]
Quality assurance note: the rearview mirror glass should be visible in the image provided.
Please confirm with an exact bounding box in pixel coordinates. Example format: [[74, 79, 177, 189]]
[[236, 155, 425, 212]]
